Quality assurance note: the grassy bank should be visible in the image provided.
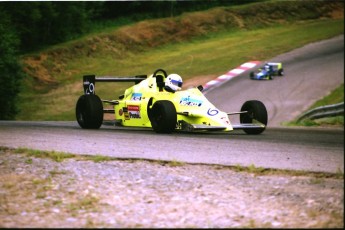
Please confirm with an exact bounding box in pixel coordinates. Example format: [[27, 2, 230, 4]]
[[2, 146, 343, 178], [17, 1, 344, 121], [285, 84, 344, 127]]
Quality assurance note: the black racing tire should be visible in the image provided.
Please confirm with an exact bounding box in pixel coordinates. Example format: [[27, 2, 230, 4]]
[[76, 94, 103, 129], [240, 100, 267, 135], [278, 68, 284, 76], [149, 100, 177, 133], [268, 74, 273, 80], [249, 71, 254, 78]]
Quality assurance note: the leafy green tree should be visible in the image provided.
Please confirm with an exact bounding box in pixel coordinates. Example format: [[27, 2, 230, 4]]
[[0, 10, 24, 119], [0, 1, 102, 52]]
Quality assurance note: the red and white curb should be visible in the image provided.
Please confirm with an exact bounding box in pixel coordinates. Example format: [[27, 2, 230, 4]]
[[202, 60, 261, 93]]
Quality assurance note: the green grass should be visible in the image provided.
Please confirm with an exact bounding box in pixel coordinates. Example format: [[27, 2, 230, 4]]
[[16, 1, 344, 121], [3, 146, 343, 179], [14, 148, 76, 162], [17, 19, 344, 121], [289, 116, 344, 127], [309, 84, 344, 109], [87, 155, 115, 163], [285, 84, 344, 126]]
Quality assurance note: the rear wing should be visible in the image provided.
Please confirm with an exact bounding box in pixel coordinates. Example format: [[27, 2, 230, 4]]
[[83, 74, 147, 95]]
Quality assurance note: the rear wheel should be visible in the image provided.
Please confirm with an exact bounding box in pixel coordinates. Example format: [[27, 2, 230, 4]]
[[278, 68, 284, 76], [240, 100, 267, 134], [76, 94, 103, 129], [149, 100, 177, 133]]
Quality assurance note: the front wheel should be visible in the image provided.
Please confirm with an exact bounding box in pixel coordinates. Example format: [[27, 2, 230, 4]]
[[240, 100, 267, 134], [76, 94, 103, 129], [149, 100, 177, 133]]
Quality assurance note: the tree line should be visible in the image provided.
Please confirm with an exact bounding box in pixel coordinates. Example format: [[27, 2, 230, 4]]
[[0, 1, 254, 119]]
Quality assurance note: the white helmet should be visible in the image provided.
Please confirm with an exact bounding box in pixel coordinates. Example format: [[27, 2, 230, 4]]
[[165, 73, 183, 92]]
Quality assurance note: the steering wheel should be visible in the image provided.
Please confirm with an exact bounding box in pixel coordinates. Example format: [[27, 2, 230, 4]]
[[153, 69, 167, 79]]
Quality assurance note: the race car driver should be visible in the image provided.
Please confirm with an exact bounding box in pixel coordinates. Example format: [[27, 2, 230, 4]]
[[164, 73, 183, 93]]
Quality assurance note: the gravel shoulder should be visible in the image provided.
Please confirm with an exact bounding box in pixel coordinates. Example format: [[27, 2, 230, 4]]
[[0, 148, 343, 228]]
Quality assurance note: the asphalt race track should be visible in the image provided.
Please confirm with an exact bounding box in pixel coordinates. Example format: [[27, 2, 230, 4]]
[[205, 35, 344, 127], [0, 35, 344, 174]]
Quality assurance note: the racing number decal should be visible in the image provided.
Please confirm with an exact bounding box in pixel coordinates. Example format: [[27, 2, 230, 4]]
[[207, 108, 219, 116], [83, 75, 96, 95], [85, 83, 95, 95]]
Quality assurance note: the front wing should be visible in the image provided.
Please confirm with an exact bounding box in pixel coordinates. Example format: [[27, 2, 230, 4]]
[[178, 120, 265, 132]]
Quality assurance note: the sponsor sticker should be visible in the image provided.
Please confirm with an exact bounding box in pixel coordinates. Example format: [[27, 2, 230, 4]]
[[126, 105, 141, 119], [221, 116, 230, 124], [131, 93, 142, 101], [180, 96, 203, 107]]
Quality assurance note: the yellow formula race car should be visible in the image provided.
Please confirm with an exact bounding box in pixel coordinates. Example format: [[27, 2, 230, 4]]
[[76, 69, 268, 134]]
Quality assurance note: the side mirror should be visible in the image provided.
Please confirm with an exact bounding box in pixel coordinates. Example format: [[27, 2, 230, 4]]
[[197, 85, 204, 92]]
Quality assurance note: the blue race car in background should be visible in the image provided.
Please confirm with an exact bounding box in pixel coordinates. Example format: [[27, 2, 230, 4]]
[[250, 62, 284, 80]]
